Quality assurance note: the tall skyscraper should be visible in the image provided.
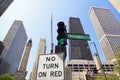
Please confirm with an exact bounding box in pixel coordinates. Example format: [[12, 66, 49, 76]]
[[89, 7, 120, 60], [0, 20, 27, 75], [30, 38, 46, 80], [69, 17, 93, 60], [0, 0, 14, 16], [15, 39, 32, 80], [0, 41, 4, 64], [109, 0, 120, 13], [0, 41, 4, 56]]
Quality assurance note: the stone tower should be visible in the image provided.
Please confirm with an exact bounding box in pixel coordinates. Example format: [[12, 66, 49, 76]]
[[15, 39, 32, 80], [30, 38, 46, 80]]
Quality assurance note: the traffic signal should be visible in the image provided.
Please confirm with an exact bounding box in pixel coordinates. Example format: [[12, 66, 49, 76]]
[[57, 21, 67, 46]]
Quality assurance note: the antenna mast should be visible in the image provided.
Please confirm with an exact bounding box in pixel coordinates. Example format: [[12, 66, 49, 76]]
[[51, 14, 54, 53]]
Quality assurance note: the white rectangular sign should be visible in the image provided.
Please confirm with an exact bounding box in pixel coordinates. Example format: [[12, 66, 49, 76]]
[[37, 53, 64, 80]]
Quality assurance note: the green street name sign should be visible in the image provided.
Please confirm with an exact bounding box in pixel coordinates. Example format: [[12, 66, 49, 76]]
[[66, 33, 91, 40]]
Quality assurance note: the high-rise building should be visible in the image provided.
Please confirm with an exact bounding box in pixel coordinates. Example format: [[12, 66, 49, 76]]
[[0, 20, 27, 75], [109, 0, 120, 13], [0, 0, 14, 16], [15, 39, 32, 80], [0, 41, 4, 64], [69, 17, 93, 60], [89, 7, 120, 60], [30, 38, 46, 80], [0, 41, 4, 56]]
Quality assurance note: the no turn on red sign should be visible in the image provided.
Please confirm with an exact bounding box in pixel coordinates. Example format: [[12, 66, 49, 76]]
[[37, 53, 64, 80]]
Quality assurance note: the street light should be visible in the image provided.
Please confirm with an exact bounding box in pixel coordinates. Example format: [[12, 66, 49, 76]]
[[90, 42, 99, 54], [88, 42, 107, 80]]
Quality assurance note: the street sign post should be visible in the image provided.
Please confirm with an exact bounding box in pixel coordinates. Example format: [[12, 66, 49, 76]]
[[66, 33, 91, 40], [37, 53, 64, 80]]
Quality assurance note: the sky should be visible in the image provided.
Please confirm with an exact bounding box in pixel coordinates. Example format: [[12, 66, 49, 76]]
[[0, 0, 120, 79]]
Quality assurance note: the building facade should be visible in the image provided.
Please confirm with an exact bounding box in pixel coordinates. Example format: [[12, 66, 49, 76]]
[[0, 20, 27, 75], [89, 7, 120, 60], [0, 0, 14, 16], [30, 38, 46, 80], [109, 0, 120, 13], [69, 17, 93, 60], [66, 60, 114, 80]]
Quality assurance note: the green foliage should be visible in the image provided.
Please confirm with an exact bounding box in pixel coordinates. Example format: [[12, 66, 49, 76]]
[[107, 75, 119, 80], [0, 73, 15, 80], [95, 75, 119, 80], [113, 53, 120, 73], [95, 76, 104, 80]]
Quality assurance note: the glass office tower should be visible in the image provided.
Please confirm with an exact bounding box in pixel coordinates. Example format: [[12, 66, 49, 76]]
[[0, 20, 27, 75]]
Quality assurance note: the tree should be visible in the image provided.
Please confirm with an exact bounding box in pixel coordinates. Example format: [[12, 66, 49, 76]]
[[0, 73, 15, 80], [95, 75, 119, 80], [113, 53, 120, 75]]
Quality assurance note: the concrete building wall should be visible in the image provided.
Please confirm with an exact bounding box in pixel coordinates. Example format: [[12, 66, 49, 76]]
[[109, 0, 120, 13]]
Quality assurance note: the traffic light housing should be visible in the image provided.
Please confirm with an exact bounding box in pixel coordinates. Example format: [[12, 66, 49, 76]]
[[57, 21, 67, 46]]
